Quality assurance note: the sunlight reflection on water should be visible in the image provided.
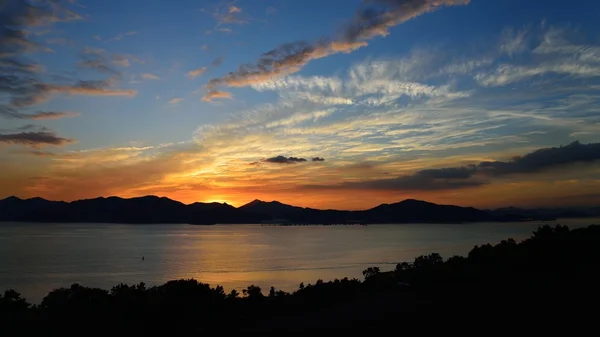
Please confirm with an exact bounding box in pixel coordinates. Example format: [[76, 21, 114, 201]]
[[0, 219, 596, 303]]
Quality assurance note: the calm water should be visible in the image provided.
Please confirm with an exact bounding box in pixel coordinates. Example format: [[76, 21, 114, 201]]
[[1, 219, 597, 303]]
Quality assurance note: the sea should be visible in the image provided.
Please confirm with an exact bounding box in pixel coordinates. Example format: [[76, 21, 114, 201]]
[[1, 218, 598, 303]]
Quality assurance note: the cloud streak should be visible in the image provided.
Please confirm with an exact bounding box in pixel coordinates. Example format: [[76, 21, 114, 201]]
[[187, 67, 207, 78], [203, 0, 470, 100], [0, 108, 79, 120], [202, 90, 232, 102], [0, 131, 75, 147], [141, 73, 160, 80]]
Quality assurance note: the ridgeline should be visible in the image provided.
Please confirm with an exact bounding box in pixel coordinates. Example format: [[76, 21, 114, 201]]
[[2, 195, 595, 224]]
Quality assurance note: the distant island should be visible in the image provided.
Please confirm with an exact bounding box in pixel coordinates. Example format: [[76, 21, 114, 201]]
[[1, 195, 597, 225]]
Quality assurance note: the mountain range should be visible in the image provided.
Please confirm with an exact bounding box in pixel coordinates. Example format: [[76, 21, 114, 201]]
[[0, 196, 597, 225]]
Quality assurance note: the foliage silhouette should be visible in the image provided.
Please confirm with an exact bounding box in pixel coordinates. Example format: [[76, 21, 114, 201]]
[[2, 224, 600, 334]]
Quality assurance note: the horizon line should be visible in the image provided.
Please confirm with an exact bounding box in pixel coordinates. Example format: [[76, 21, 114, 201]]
[[0, 194, 591, 212]]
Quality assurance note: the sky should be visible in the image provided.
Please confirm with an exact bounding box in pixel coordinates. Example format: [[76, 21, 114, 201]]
[[1, 0, 600, 210]]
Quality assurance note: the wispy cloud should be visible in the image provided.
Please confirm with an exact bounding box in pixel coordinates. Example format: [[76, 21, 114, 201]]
[[11, 149, 57, 157], [215, 4, 247, 25], [112, 55, 130, 67], [211, 57, 224, 67], [266, 6, 278, 15], [203, 0, 470, 100], [0, 107, 79, 120], [141, 73, 160, 80], [202, 90, 232, 102], [78, 49, 120, 75], [168, 98, 183, 104], [1, 3, 135, 115], [46, 37, 69, 45], [100, 31, 137, 42], [476, 27, 600, 87], [187, 67, 207, 79]]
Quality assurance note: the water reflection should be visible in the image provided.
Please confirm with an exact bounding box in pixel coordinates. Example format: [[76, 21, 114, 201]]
[[0, 219, 595, 302]]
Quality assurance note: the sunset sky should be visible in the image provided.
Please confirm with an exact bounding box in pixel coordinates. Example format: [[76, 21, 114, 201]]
[[2, 0, 600, 210]]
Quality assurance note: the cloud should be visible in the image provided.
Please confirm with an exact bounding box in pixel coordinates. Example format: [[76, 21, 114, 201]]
[[228, 5, 241, 13], [202, 90, 232, 102], [78, 47, 120, 75], [112, 55, 130, 67], [211, 57, 224, 67], [312, 157, 325, 162], [1, 3, 135, 113], [141, 73, 160, 80], [266, 6, 278, 15], [214, 4, 247, 25], [104, 31, 137, 42], [204, 0, 470, 96], [305, 142, 600, 191], [11, 149, 56, 157], [477, 141, 600, 176], [202, 44, 209, 51], [264, 156, 308, 164], [475, 27, 600, 87], [0, 107, 79, 120], [0, 131, 75, 147], [187, 67, 207, 79], [46, 37, 68, 45], [309, 173, 484, 191], [168, 98, 183, 104], [499, 27, 530, 57]]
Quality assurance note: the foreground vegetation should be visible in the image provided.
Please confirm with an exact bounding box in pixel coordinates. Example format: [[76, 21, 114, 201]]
[[2, 225, 599, 334]]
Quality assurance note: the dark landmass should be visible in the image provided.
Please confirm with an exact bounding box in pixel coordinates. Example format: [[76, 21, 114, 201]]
[[0, 196, 263, 224], [2, 224, 599, 334], [1, 195, 598, 225]]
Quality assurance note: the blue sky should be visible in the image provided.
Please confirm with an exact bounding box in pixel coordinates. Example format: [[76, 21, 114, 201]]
[[2, 0, 600, 209]]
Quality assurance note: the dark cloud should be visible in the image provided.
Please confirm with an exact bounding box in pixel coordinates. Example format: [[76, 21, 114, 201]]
[[304, 141, 600, 191], [204, 0, 469, 99], [264, 156, 308, 164], [477, 141, 600, 175], [0, 106, 79, 120], [417, 167, 475, 179], [312, 157, 325, 162], [0, 131, 75, 147], [315, 174, 484, 191], [211, 56, 224, 67]]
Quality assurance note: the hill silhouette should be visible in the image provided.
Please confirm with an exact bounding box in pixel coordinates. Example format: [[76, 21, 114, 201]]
[[0, 195, 262, 224], [2, 195, 593, 224]]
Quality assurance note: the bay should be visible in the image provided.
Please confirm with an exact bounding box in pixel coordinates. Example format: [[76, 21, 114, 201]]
[[1, 218, 597, 303]]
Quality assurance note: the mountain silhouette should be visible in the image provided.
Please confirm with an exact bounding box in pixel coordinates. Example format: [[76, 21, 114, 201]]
[[0, 195, 262, 225], [1, 195, 592, 225], [239, 199, 307, 218]]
